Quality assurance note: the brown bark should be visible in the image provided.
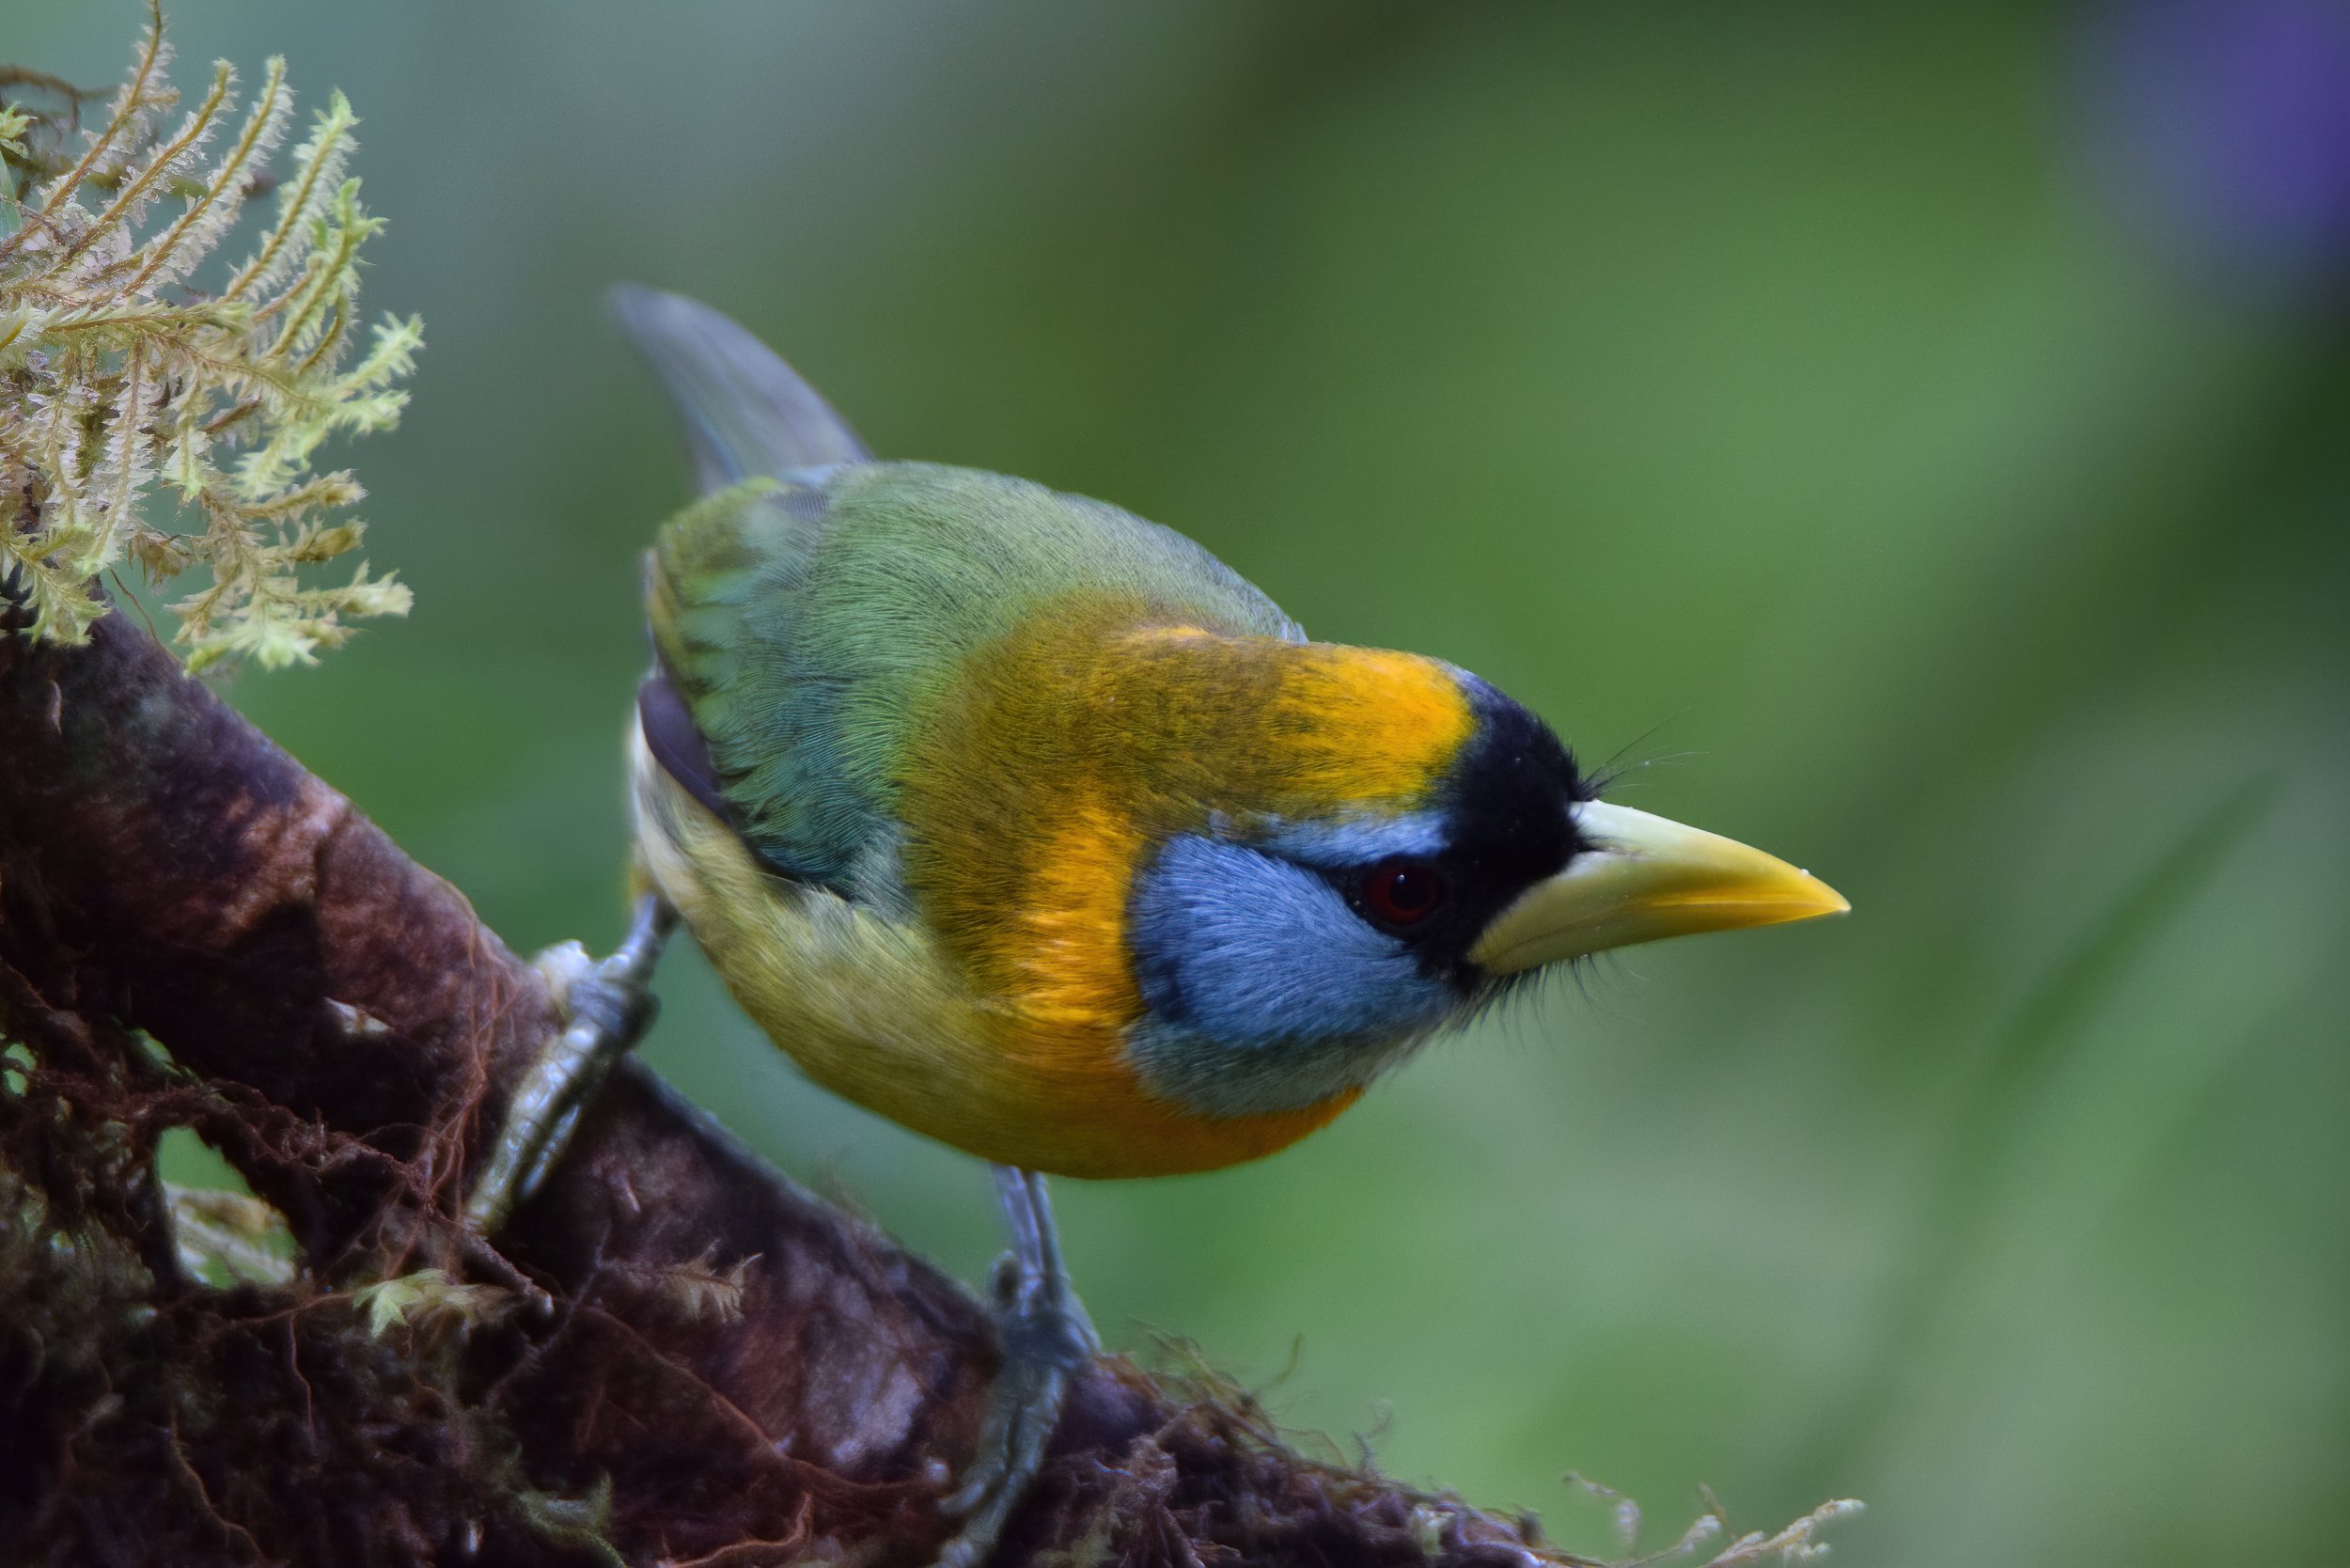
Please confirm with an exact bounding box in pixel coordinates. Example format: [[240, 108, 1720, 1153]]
[[0, 609, 1560, 1567]]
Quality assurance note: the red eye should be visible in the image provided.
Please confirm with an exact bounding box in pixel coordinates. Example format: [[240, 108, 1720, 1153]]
[[1361, 856, 1447, 925]]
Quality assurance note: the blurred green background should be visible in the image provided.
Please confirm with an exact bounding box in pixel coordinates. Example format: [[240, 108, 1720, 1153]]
[[20, 1, 2348, 1561]]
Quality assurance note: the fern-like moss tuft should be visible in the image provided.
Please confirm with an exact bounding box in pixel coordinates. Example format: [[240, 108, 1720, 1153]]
[[0, 3, 419, 669]]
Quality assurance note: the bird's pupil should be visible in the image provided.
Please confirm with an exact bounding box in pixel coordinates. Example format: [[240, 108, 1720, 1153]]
[[1363, 856, 1445, 924], [1386, 867, 1432, 910]]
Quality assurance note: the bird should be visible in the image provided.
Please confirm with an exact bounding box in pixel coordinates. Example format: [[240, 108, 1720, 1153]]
[[470, 286, 1849, 1568]]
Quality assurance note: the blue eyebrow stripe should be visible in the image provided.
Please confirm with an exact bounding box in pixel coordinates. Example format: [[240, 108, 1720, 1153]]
[[1255, 810, 1449, 869]]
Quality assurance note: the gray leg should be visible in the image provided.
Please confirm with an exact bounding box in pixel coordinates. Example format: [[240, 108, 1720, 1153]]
[[464, 894, 676, 1235], [934, 1165, 1100, 1568]]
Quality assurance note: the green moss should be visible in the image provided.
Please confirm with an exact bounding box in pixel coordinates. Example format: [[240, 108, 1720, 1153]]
[[0, 6, 418, 668]]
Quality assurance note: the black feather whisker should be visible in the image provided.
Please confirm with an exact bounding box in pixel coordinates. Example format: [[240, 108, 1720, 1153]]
[[1585, 711, 1701, 798]]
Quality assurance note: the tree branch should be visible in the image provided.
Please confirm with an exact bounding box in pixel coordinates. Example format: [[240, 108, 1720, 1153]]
[[0, 609, 1565, 1566]]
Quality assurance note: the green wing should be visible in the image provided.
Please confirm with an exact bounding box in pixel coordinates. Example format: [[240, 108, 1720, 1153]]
[[622, 290, 1299, 902]]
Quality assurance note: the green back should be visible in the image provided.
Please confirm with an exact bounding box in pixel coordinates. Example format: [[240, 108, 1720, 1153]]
[[646, 461, 1302, 902]]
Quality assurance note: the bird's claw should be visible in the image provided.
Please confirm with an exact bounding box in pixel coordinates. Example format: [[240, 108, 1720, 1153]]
[[462, 896, 674, 1235], [936, 1168, 1099, 1568], [935, 1267, 1097, 1568]]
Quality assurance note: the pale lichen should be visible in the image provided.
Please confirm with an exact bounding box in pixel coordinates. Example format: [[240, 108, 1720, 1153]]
[[0, 3, 419, 668]]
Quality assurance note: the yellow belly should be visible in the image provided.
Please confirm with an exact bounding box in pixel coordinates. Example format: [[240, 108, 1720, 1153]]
[[628, 727, 1351, 1178]]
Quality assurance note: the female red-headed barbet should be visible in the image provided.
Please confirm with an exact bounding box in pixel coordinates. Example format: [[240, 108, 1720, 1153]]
[[466, 289, 1848, 1566]]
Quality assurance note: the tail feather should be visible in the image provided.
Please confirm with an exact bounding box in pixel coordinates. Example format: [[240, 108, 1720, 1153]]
[[609, 285, 871, 491]]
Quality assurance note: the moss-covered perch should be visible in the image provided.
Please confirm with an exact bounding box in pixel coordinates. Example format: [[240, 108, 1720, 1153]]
[[0, 605, 1597, 1565]]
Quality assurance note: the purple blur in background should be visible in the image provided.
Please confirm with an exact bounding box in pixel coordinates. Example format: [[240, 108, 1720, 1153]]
[[2081, 0, 2350, 290]]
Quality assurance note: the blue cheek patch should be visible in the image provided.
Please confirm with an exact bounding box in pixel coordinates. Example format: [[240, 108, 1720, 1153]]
[[1125, 833, 1456, 1117]]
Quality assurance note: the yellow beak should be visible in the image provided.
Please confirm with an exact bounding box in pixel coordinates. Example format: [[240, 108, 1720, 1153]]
[[1468, 801, 1849, 975]]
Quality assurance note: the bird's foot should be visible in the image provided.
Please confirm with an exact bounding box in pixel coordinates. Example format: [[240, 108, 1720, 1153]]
[[463, 894, 675, 1235], [933, 1172, 1100, 1568]]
